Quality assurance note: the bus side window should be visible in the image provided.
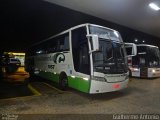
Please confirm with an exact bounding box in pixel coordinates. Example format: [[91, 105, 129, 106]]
[[47, 33, 69, 52], [64, 35, 69, 51], [59, 34, 69, 51], [47, 39, 58, 53]]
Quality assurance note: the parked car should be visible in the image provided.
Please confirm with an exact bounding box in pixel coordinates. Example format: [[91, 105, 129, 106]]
[[4, 58, 21, 73], [6, 58, 21, 66]]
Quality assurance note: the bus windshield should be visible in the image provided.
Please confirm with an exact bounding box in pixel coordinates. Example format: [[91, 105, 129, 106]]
[[89, 25, 123, 42], [148, 47, 160, 58], [136, 46, 160, 67], [146, 46, 160, 67], [89, 25, 128, 74]]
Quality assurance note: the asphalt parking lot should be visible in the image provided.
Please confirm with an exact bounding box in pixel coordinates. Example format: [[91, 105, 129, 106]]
[[0, 67, 160, 120]]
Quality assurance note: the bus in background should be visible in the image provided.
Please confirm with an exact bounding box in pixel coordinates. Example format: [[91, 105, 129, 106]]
[[25, 23, 136, 94], [128, 44, 160, 78]]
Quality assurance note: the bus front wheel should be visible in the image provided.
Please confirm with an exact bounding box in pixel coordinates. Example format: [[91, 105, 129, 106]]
[[59, 73, 68, 91]]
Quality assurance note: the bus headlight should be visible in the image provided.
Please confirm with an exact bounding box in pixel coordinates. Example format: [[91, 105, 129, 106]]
[[91, 76, 106, 82], [130, 67, 139, 72], [132, 68, 139, 71], [152, 69, 156, 73]]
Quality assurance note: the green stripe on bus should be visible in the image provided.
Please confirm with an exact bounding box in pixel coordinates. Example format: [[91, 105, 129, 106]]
[[68, 76, 90, 93], [37, 71, 90, 93]]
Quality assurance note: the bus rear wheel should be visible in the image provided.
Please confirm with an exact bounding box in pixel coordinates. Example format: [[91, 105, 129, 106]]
[[28, 69, 36, 81], [59, 74, 68, 91]]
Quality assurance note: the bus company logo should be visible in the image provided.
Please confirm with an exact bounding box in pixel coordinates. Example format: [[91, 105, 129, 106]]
[[53, 53, 65, 64]]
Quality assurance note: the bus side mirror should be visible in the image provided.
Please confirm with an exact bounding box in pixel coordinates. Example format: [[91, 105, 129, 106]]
[[125, 43, 137, 57], [87, 34, 99, 53]]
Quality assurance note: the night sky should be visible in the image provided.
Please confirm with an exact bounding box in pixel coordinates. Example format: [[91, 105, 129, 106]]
[[1, 0, 160, 52]]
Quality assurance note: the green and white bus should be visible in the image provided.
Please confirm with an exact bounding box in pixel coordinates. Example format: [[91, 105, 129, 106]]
[[25, 23, 136, 94]]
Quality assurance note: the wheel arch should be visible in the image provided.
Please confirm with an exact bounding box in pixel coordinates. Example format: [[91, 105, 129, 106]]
[[59, 71, 68, 80]]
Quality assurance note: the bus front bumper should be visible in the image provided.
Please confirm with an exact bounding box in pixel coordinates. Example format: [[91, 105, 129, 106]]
[[89, 79, 129, 94]]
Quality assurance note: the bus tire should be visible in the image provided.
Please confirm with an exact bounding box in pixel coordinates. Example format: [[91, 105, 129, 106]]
[[59, 73, 68, 91], [29, 70, 36, 81]]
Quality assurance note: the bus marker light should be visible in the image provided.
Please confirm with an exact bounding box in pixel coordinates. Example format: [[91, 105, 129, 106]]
[[113, 84, 120, 89], [71, 76, 76, 78], [34, 71, 39, 74], [83, 78, 89, 81]]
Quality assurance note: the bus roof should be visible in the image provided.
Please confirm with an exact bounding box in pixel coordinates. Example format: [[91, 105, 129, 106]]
[[136, 44, 158, 48], [29, 23, 119, 48]]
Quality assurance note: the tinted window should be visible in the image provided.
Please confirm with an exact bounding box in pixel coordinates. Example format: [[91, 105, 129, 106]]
[[27, 33, 69, 56], [72, 27, 90, 74], [47, 33, 69, 53]]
